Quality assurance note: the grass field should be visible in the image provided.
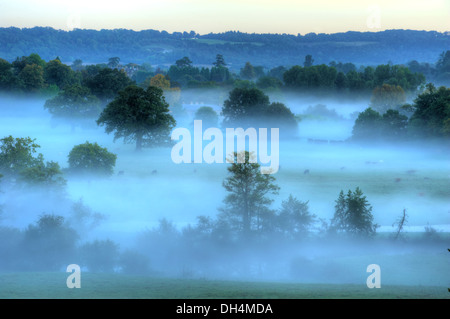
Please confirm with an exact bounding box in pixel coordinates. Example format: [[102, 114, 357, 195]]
[[0, 272, 448, 299]]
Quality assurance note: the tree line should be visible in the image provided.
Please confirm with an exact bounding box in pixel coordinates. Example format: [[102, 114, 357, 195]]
[[1, 148, 443, 275], [3, 51, 448, 98], [1, 27, 449, 69]]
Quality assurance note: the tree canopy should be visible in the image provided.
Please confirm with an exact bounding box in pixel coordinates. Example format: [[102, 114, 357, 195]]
[[68, 141, 117, 176], [97, 85, 176, 150], [408, 84, 450, 138], [44, 84, 101, 119]]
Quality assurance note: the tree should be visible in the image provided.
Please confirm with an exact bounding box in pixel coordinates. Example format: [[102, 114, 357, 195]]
[[381, 109, 408, 140], [256, 76, 283, 90], [264, 102, 298, 135], [194, 106, 219, 127], [220, 151, 279, 238], [149, 73, 171, 89], [0, 136, 41, 177], [0, 136, 65, 189], [44, 84, 101, 119], [19, 160, 66, 189], [108, 57, 121, 69], [210, 65, 230, 83], [175, 57, 193, 68], [304, 54, 314, 67], [19, 64, 45, 92], [351, 108, 382, 141], [97, 85, 176, 150], [12, 54, 46, 74], [71, 59, 84, 72], [240, 62, 256, 80], [330, 187, 377, 237], [335, 72, 347, 91], [68, 141, 117, 176], [85, 68, 133, 102], [67, 198, 105, 236], [222, 88, 297, 135], [23, 214, 78, 270], [0, 58, 16, 91], [436, 50, 450, 83], [44, 59, 77, 89], [221, 87, 270, 126], [392, 209, 408, 240], [408, 84, 450, 138], [268, 66, 286, 81], [277, 195, 317, 239], [213, 54, 226, 67], [370, 84, 406, 113]]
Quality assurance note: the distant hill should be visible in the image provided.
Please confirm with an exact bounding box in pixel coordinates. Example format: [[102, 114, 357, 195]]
[[0, 27, 448, 70]]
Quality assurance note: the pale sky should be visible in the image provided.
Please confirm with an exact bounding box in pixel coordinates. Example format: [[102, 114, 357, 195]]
[[0, 0, 449, 34]]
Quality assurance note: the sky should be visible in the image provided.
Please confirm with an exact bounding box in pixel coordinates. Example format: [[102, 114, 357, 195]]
[[0, 0, 449, 35]]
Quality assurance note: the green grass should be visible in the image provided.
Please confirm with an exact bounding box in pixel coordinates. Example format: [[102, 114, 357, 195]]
[[0, 272, 448, 299]]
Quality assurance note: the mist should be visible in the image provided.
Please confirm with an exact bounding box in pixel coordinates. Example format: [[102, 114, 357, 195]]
[[0, 92, 448, 288]]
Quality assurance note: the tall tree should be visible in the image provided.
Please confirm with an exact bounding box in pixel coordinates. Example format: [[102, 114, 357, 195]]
[[97, 85, 176, 150], [108, 57, 121, 69], [304, 54, 314, 67], [277, 195, 317, 239], [213, 54, 226, 67], [220, 151, 279, 238], [330, 187, 377, 237], [240, 62, 256, 80]]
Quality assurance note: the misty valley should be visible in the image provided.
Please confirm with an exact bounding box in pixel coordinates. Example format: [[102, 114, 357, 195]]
[[0, 51, 449, 298]]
